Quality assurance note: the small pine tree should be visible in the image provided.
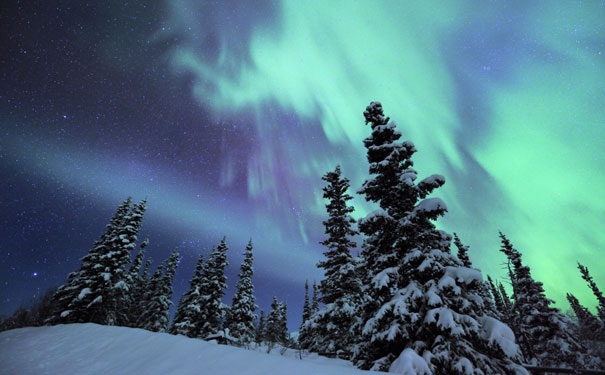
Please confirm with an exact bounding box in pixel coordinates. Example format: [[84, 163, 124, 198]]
[[500, 233, 601, 369], [578, 263, 605, 323], [453, 233, 471, 268], [198, 238, 229, 338], [255, 310, 266, 345], [298, 281, 311, 349], [266, 297, 288, 351], [170, 253, 205, 337], [139, 249, 180, 332], [225, 239, 258, 346], [126, 238, 149, 326], [566, 293, 603, 341]]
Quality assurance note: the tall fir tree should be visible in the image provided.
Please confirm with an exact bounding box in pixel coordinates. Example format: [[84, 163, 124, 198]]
[[578, 263, 605, 323], [48, 197, 143, 325], [170, 253, 205, 337], [355, 102, 527, 374], [139, 249, 180, 332], [225, 239, 258, 346], [499, 233, 600, 369], [198, 237, 229, 338], [308, 165, 361, 353]]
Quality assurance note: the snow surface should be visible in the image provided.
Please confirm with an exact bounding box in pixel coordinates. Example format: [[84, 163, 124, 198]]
[[0, 324, 384, 375], [389, 348, 431, 375]]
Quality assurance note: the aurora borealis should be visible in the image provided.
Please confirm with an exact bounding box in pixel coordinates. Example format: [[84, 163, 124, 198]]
[[1, 0, 603, 327]]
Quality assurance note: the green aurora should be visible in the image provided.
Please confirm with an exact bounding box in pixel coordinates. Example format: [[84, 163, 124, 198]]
[[165, 0, 604, 312]]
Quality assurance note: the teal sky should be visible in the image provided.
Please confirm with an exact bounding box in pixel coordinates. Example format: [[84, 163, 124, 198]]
[[164, 0, 604, 312]]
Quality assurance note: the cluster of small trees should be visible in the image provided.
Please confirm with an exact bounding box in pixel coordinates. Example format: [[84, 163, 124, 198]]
[[298, 102, 604, 373], [13, 197, 289, 349]]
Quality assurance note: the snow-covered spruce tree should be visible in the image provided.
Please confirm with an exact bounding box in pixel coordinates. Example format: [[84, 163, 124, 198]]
[[170, 253, 205, 337], [139, 249, 180, 332], [307, 166, 361, 353], [567, 293, 605, 362], [487, 276, 506, 316], [298, 280, 312, 349], [255, 310, 266, 345], [266, 297, 288, 351], [499, 233, 601, 369], [225, 239, 258, 346], [355, 102, 527, 374], [47, 197, 134, 324], [566, 293, 603, 342], [125, 238, 148, 326], [578, 263, 605, 323], [198, 238, 229, 339], [452, 234, 500, 319]]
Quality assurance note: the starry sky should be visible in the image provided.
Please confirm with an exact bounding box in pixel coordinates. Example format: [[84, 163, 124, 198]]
[[1, 1, 603, 329]]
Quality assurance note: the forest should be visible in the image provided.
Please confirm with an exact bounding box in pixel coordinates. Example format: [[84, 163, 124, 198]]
[[2, 102, 604, 374]]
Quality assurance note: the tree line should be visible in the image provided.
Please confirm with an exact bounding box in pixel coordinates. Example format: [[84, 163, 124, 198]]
[[2, 101, 604, 374]]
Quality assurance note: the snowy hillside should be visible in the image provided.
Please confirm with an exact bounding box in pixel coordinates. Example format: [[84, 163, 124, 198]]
[[0, 324, 383, 375]]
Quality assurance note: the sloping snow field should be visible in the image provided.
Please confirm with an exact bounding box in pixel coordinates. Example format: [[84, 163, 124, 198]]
[[0, 324, 383, 375]]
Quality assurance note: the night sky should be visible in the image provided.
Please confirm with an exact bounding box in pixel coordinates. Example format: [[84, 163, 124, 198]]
[[1, 1, 603, 329]]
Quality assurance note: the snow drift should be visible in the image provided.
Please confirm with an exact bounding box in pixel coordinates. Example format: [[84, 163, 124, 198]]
[[0, 324, 382, 375]]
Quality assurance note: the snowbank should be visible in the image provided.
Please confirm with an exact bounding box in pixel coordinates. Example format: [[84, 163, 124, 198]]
[[0, 324, 383, 375]]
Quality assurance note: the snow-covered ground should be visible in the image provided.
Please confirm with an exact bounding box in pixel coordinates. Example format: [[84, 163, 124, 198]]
[[0, 324, 383, 375]]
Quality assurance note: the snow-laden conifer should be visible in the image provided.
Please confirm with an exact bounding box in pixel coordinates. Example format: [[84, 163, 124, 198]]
[[307, 166, 361, 353], [499, 233, 601, 369], [198, 238, 229, 338], [48, 197, 138, 325], [355, 102, 527, 374], [266, 297, 288, 351], [578, 263, 605, 323], [126, 239, 149, 326], [298, 281, 312, 349], [139, 249, 180, 332], [170, 253, 205, 337], [225, 239, 258, 346]]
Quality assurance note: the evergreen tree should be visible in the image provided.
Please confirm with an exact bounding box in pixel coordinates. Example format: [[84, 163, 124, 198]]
[[95, 199, 146, 326], [311, 281, 319, 314], [198, 238, 229, 338], [499, 233, 600, 369], [566, 293, 603, 341], [255, 310, 266, 345], [578, 263, 605, 323], [488, 275, 506, 316], [355, 102, 527, 374], [225, 239, 258, 346], [453, 233, 471, 268], [48, 197, 139, 325], [139, 249, 180, 332], [298, 281, 311, 349], [266, 297, 289, 350], [126, 238, 148, 326], [170, 253, 205, 337], [308, 166, 361, 353]]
